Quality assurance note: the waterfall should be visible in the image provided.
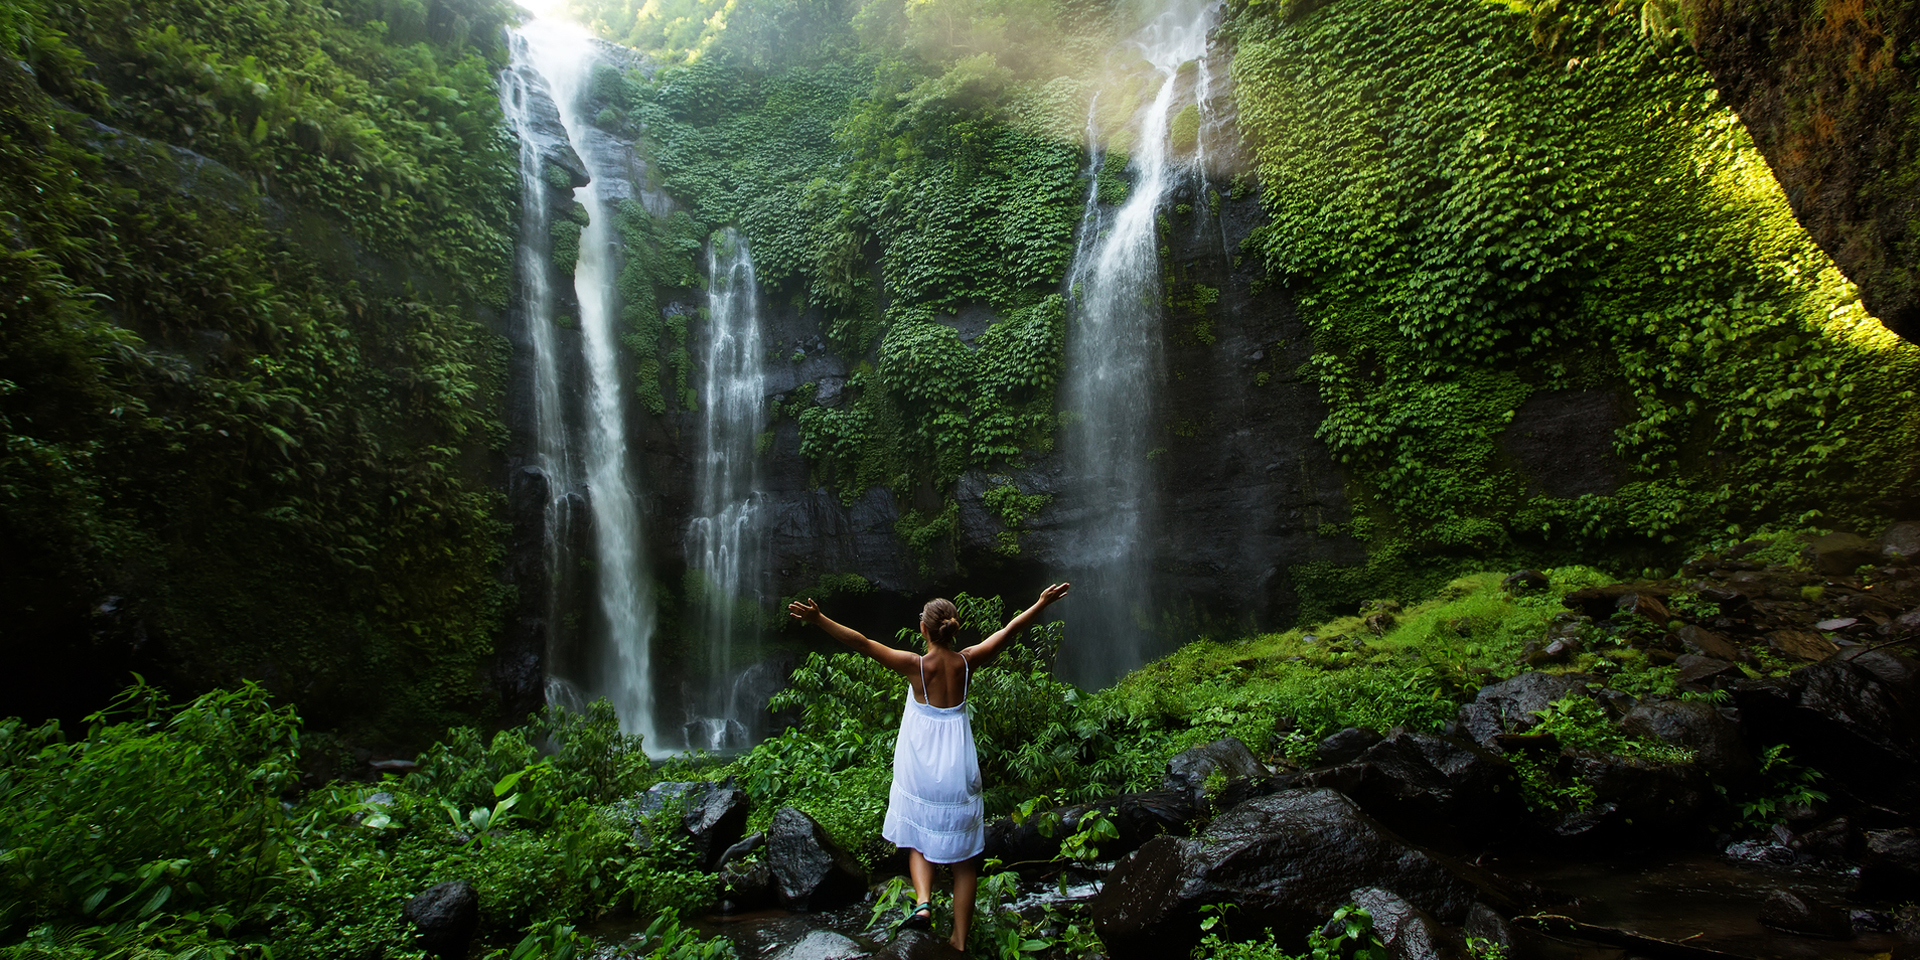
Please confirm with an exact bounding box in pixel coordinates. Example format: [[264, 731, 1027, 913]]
[[683, 229, 767, 752], [509, 20, 661, 749], [1059, 0, 1217, 686]]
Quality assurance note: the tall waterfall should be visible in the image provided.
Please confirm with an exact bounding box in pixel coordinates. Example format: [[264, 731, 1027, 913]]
[[509, 20, 661, 748], [1060, 0, 1217, 686], [684, 230, 767, 752]]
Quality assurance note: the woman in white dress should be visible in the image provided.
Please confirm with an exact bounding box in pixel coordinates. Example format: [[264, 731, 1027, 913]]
[[787, 582, 1070, 950]]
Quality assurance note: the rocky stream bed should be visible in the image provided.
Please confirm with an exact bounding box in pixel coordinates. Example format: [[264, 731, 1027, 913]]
[[400, 529, 1920, 960]]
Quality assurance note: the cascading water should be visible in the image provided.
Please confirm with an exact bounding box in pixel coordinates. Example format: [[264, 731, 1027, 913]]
[[510, 19, 661, 748], [683, 229, 767, 752], [1060, 0, 1218, 687]]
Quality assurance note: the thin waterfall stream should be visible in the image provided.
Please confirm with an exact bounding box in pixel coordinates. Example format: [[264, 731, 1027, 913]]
[[510, 20, 661, 750], [684, 230, 767, 752], [1059, 0, 1218, 687]]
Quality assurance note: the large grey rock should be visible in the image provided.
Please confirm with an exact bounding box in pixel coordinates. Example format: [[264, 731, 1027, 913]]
[[1304, 731, 1523, 847], [768, 807, 867, 911], [1619, 699, 1751, 781], [768, 930, 866, 960], [1879, 521, 1920, 560], [1456, 673, 1585, 749], [402, 880, 479, 960], [1164, 737, 1271, 794], [1090, 789, 1528, 960]]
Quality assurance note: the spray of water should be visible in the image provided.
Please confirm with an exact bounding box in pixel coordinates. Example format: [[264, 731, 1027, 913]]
[[512, 19, 661, 748], [684, 229, 767, 752], [1060, 0, 1218, 687]]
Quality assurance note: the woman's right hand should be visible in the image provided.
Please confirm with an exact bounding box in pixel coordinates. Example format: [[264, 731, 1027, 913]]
[[788, 598, 823, 623], [1038, 582, 1070, 606]]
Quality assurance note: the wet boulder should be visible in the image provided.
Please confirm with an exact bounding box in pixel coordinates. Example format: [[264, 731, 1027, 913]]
[[1619, 699, 1751, 781], [768, 807, 867, 911], [1090, 789, 1527, 960], [1317, 727, 1386, 766], [1861, 828, 1920, 898], [870, 928, 969, 960], [636, 781, 751, 870], [1880, 521, 1920, 560], [1303, 731, 1522, 847], [984, 789, 1202, 868], [1165, 737, 1271, 795], [1759, 889, 1854, 939], [1670, 624, 1746, 663], [1349, 887, 1461, 960], [769, 930, 867, 960], [718, 832, 773, 911], [1457, 673, 1586, 749], [1550, 751, 1714, 839], [1804, 532, 1879, 576], [1733, 648, 1920, 805], [402, 880, 480, 960]]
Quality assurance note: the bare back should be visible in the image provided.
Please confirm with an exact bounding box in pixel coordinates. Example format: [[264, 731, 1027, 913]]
[[910, 647, 970, 708]]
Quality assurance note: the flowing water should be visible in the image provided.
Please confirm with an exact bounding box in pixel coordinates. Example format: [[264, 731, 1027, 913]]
[[510, 20, 661, 749], [1060, 0, 1218, 686], [683, 230, 767, 752]]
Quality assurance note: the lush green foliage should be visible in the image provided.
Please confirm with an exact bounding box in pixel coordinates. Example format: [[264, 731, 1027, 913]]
[[0, 685, 734, 959], [0, 0, 518, 733], [1231, 0, 1920, 568], [566, 0, 1102, 502]]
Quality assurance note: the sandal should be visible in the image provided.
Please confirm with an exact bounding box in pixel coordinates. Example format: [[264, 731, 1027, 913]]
[[900, 901, 933, 931]]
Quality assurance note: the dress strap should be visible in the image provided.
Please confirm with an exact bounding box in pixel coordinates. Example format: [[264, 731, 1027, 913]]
[[960, 650, 971, 703], [917, 654, 928, 704]]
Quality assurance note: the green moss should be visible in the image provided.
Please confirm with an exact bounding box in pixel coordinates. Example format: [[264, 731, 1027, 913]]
[[1168, 103, 1201, 154], [1231, 0, 1920, 570], [1097, 149, 1132, 206], [0, 0, 518, 736]]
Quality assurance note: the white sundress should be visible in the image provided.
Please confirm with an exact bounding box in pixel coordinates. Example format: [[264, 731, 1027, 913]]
[[880, 653, 985, 864]]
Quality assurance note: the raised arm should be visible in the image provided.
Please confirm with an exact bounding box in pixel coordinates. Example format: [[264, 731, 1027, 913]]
[[960, 582, 1070, 670], [787, 598, 921, 675]]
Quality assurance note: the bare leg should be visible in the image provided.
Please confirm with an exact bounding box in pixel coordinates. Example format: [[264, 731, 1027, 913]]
[[907, 848, 934, 913], [949, 856, 980, 950]]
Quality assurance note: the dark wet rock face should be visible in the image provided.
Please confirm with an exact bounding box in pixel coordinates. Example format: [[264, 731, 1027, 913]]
[[1619, 699, 1750, 781], [1316, 727, 1385, 766], [1090, 789, 1524, 959], [1457, 673, 1585, 748], [402, 880, 479, 960], [985, 789, 1201, 868], [1305, 731, 1523, 848], [1349, 887, 1460, 960], [1804, 532, 1881, 576], [1685, 2, 1920, 342], [1552, 751, 1713, 839], [1758, 888, 1854, 939], [1861, 828, 1920, 899], [869, 928, 969, 960], [769, 807, 867, 911], [1735, 649, 1920, 804], [633, 781, 751, 871]]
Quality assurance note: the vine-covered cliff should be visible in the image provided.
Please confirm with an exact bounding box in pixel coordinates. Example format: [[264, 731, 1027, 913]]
[[1, 0, 522, 737]]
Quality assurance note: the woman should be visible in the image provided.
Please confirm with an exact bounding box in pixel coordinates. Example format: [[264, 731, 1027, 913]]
[[787, 582, 1070, 950]]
